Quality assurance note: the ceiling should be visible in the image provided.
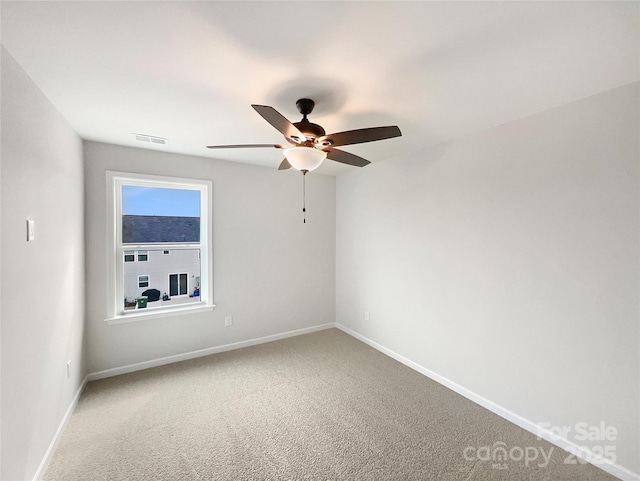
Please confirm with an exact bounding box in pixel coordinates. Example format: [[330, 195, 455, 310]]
[[1, 1, 638, 175]]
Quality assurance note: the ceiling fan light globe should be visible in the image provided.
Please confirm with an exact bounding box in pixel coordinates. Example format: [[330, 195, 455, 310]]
[[284, 147, 327, 172]]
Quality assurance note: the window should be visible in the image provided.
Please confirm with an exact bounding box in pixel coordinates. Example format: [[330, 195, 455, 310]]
[[106, 171, 213, 322]]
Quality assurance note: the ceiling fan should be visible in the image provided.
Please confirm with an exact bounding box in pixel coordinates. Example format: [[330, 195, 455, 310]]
[[206, 98, 402, 172]]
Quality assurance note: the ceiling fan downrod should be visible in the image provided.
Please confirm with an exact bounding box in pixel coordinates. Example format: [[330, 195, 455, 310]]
[[293, 98, 325, 143]]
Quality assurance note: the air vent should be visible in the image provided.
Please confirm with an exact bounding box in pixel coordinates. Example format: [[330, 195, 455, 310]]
[[132, 133, 168, 145]]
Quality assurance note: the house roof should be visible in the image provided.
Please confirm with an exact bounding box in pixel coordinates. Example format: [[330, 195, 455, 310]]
[[122, 215, 200, 244]]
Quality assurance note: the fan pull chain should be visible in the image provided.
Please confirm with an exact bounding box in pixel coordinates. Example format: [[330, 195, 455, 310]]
[[302, 170, 307, 223]]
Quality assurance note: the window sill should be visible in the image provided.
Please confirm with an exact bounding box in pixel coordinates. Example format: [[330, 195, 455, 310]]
[[105, 303, 216, 325]]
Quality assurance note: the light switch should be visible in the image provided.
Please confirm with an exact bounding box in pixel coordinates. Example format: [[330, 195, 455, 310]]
[[27, 220, 35, 241]]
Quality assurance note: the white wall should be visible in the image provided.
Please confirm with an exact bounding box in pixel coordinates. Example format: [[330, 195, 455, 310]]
[[1, 47, 86, 481], [336, 82, 639, 476], [84, 142, 335, 373]]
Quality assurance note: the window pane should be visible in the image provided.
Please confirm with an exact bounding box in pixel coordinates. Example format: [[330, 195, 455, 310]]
[[169, 274, 178, 297], [179, 273, 187, 295], [124, 251, 135, 262], [124, 249, 201, 310], [137, 251, 148, 262], [121, 186, 200, 243]]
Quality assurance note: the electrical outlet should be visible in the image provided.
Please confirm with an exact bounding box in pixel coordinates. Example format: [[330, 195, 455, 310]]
[[66, 360, 71, 379], [364, 311, 370, 321], [224, 316, 233, 327]]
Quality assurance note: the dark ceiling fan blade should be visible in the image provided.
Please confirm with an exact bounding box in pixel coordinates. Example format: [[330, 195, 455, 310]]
[[251, 105, 305, 141], [325, 147, 371, 167], [206, 143, 286, 149], [318, 126, 401, 147], [278, 158, 292, 170]]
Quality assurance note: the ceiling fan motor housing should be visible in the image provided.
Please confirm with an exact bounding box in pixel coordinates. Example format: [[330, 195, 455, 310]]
[[293, 119, 326, 143]]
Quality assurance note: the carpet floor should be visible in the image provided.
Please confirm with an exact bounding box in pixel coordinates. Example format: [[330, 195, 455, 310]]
[[44, 328, 616, 480]]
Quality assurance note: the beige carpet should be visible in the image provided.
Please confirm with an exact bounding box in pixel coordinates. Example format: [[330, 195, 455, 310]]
[[44, 329, 616, 480]]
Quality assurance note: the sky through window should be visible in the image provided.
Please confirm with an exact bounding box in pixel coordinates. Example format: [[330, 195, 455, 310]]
[[122, 186, 200, 217]]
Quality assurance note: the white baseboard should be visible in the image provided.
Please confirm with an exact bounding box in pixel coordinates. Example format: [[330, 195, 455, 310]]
[[335, 323, 639, 481], [32, 375, 88, 481], [87, 323, 335, 381]]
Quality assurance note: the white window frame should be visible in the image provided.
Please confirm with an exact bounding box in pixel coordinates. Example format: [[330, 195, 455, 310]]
[[137, 250, 148, 262], [105, 171, 214, 324], [138, 275, 149, 289]]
